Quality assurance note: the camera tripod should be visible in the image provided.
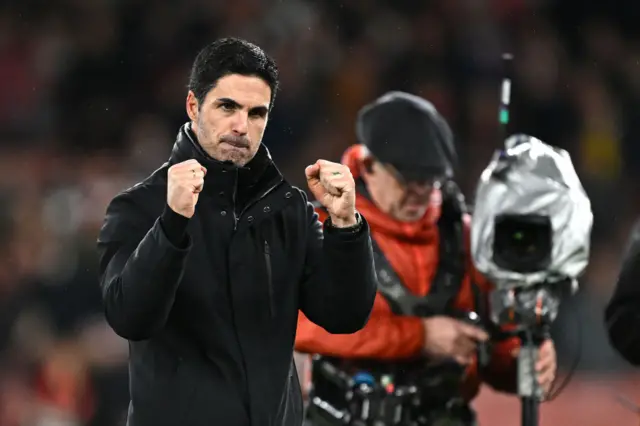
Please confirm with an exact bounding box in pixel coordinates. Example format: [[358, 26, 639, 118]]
[[488, 281, 570, 426], [516, 328, 547, 426]]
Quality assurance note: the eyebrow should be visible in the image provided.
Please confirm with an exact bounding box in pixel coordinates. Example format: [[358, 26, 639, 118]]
[[216, 97, 269, 115]]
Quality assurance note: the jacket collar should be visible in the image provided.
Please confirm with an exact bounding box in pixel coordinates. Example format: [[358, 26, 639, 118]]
[[168, 123, 282, 193]]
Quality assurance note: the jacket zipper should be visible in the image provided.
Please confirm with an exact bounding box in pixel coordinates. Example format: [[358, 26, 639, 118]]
[[232, 175, 283, 231], [241, 181, 283, 218], [264, 240, 275, 318], [232, 169, 240, 230]]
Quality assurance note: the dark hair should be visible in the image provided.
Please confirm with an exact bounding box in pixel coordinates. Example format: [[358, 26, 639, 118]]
[[188, 37, 279, 110]]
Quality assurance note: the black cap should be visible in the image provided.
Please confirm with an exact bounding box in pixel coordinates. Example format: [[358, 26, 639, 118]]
[[355, 91, 457, 182]]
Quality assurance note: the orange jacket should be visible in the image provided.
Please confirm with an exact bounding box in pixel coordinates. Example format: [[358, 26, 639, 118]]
[[295, 145, 521, 400]]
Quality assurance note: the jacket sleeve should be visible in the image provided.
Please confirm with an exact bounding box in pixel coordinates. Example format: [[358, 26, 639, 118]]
[[296, 294, 425, 359], [97, 191, 192, 341], [298, 193, 377, 334], [605, 219, 640, 365]]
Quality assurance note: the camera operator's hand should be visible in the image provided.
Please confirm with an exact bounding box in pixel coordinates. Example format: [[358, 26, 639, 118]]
[[512, 339, 557, 397], [422, 316, 489, 365]]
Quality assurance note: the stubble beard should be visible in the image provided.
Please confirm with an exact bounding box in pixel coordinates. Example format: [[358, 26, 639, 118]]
[[200, 142, 250, 166], [220, 146, 251, 167], [195, 121, 251, 167]]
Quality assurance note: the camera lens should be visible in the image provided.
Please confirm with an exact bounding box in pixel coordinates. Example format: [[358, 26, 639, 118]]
[[492, 214, 552, 273]]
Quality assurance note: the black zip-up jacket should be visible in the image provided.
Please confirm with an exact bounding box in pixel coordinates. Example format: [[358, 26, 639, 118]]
[[606, 220, 640, 365], [97, 124, 377, 426]]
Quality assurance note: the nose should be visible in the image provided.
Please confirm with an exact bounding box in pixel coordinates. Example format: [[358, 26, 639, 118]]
[[231, 111, 249, 135]]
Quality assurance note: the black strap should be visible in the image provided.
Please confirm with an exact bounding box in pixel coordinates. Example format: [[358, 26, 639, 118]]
[[427, 181, 467, 315], [371, 190, 465, 316], [310, 183, 466, 317]]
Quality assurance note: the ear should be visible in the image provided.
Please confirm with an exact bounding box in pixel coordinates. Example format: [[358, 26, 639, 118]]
[[186, 91, 199, 122]]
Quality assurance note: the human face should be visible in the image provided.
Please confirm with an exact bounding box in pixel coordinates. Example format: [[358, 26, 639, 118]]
[[186, 74, 271, 166], [362, 160, 435, 222]]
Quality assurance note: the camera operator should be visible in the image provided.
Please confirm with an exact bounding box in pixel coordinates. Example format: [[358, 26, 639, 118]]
[[295, 92, 557, 426]]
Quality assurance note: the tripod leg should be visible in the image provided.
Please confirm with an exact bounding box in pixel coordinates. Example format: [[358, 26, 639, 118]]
[[518, 330, 544, 426], [521, 397, 538, 426]]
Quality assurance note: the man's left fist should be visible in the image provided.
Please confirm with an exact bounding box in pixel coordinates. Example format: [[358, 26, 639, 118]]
[[305, 160, 357, 227]]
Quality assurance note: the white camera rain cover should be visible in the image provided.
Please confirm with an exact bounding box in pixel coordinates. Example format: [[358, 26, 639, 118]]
[[471, 134, 593, 289]]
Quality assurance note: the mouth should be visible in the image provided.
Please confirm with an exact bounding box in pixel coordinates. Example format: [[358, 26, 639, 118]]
[[220, 136, 250, 149], [221, 140, 249, 149], [402, 198, 430, 214], [404, 205, 425, 213]]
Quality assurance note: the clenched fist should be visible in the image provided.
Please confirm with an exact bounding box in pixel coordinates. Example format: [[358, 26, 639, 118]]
[[167, 159, 207, 218], [305, 160, 357, 227]]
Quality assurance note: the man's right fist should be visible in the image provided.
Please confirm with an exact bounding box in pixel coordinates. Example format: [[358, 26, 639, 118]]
[[167, 159, 207, 218]]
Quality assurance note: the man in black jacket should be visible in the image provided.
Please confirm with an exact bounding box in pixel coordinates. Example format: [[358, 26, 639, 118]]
[[97, 38, 377, 426], [606, 223, 640, 365]]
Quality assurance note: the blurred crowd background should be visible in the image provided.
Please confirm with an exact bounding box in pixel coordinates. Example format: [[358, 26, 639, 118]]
[[1, 0, 640, 425]]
